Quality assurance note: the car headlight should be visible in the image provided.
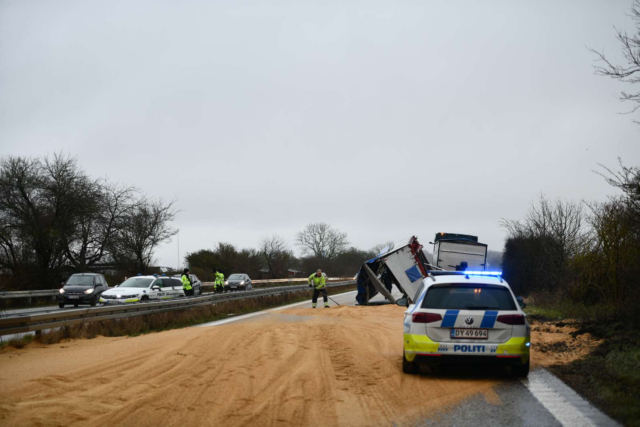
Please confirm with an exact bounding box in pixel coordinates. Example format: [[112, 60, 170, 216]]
[[84, 288, 94, 294], [117, 294, 122, 298], [224, 281, 228, 285], [59, 288, 65, 294], [240, 281, 245, 285]]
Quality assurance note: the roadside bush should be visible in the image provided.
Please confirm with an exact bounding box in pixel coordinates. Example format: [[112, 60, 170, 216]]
[[503, 161, 640, 327]]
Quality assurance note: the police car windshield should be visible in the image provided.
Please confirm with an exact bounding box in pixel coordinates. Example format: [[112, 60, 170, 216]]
[[118, 278, 154, 288], [65, 275, 94, 286], [422, 285, 517, 311]]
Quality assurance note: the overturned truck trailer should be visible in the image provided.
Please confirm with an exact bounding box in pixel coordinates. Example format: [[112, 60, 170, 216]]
[[355, 236, 431, 305]]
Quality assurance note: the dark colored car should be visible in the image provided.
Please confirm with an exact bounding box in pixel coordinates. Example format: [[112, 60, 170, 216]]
[[225, 274, 252, 291], [58, 273, 109, 308], [172, 274, 203, 296]]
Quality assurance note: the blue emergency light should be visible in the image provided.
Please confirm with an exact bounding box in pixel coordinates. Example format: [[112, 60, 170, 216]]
[[464, 271, 503, 276]]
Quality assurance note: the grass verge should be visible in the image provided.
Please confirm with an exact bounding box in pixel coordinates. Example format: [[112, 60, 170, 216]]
[[525, 303, 640, 427], [5, 285, 356, 349]]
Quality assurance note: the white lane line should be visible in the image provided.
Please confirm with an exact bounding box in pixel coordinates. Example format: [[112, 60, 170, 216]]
[[522, 368, 619, 427], [197, 290, 358, 327]]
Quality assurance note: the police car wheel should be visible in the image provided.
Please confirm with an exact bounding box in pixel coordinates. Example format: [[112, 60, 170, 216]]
[[402, 351, 419, 375], [511, 358, 530, 378], [140, 296, 149, 303]]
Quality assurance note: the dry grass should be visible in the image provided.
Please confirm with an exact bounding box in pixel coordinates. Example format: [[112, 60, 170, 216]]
[[34, 285, 356, 346], [0, 334, 35, 350]]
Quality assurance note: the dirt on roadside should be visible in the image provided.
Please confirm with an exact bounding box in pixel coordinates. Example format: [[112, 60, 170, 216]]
[[529, 319, 602, 368]]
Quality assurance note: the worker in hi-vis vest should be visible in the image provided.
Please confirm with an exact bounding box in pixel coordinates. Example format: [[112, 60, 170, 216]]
[[308, 269, 329, 308], [181, 268, 194, 296], [214, 268, 225, 293]]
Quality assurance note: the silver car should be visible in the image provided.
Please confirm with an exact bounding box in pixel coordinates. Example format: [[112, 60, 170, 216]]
[[171, 274, 203, 296], [225, 274, 252, 291]]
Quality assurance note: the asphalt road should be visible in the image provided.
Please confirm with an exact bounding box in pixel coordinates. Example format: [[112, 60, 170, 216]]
[[199, 290, 620, 427], [1, 288, 621, 426]]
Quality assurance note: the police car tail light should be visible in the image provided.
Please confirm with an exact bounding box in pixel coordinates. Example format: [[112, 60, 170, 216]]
[[412, 312, 442, 323], [497, 314, 525, 325]]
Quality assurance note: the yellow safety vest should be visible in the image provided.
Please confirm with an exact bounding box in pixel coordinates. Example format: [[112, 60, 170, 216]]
[[181, 275, 192, 290], [308, 273, 326, 289]]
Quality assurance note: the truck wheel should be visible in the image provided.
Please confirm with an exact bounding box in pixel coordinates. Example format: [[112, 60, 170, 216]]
[[402, 351, 419, 375], [511, 358, 530, 378], [58, 302, 65, 309]]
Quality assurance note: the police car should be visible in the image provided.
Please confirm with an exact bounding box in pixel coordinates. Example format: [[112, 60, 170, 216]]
[[400, 271, 530, 377], [99, 275, 186, 304]]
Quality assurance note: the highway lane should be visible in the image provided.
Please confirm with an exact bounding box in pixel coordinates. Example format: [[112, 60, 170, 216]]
[[0, 288, 621, 426], [199, 289, 620, 427], [0, 284, 357, 318]]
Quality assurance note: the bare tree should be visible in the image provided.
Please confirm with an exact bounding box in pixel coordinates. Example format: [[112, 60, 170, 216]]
[[370, 241, 395, 255], [589, 0, 640, 122], [259, 235, 293, 278], [108, 198, 177, 274], [63, 183, 138, 271], [295, 222, 349, 259], [502, 195, 586, 261], [0, 154, 96, 288], [595, 159, 640, 221], [501, 195, 586, 294]]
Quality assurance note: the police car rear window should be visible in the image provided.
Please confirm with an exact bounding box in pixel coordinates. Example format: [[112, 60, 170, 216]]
[[421, 285, 517, 311]]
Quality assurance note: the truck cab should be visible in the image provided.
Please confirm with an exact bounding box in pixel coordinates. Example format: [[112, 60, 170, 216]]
[[432, 232, 487, 271]]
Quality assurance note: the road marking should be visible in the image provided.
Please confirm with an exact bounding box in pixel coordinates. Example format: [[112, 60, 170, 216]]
[[521, 369, 619, 426], [197, 290, 358, 327]]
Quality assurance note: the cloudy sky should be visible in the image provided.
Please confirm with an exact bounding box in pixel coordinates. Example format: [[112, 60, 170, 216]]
[[1, 0, 638, 268]]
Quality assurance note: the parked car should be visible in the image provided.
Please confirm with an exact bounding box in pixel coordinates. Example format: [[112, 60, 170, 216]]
[[100, 275, 186, 304], [58, 273, 109, 308], [225, 274, 252, 291], [172, 274, 203, 296]]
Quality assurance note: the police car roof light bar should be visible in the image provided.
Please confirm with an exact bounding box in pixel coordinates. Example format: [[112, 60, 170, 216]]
[[464, 271, 502, 276]]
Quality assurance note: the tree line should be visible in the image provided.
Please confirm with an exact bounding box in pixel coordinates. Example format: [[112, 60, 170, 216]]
[[0, 154, 177, 290], [185, 223, 381, 282], [0, 153, 385, 290], [501, 161, 640, 325]]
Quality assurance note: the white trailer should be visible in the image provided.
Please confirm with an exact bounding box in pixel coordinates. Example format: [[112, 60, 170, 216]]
[[355, 236, 431, 305]]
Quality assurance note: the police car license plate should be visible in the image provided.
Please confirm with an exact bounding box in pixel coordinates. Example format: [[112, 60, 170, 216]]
[[69, 296, 80, 299], [451, 329, 488, 339]]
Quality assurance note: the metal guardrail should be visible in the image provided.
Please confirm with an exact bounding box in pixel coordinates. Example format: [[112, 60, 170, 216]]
[[0, 278, 354, 299], [0, 290, 59, 299], [0, 280, 356, 337]]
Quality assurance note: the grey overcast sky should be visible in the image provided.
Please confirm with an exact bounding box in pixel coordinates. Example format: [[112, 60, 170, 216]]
[[1, 0, 639, 268]]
